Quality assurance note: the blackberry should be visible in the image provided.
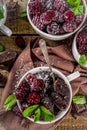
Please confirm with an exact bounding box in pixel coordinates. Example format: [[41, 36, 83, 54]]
[[63, 21, 77, 32], [76, 32, 87, 45], [13, 105, 23, 118], [31, 78, 45, 92], [64, 10, 75, 22], [54, 0, 68, 13], [28, 0, 41, 15], [15, 36, 25, 49], [78, 45, 87, 54], [76, 32, 87, 54], [27, 92, 41, 104], [15, 80, 30, 101], [32, 15, 45, 30], [46, 22, 60, 35], [26, 74, 37, 85], [75, 14, 84, 25], [40, 10, 57, 25]]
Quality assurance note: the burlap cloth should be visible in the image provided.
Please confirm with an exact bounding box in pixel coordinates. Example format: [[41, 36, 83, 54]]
[[0, 37, 87, 130]]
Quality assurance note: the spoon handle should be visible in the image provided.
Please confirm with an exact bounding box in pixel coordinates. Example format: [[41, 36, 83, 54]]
[[39, 39, 52, 72], [39, 39, 55, 84]]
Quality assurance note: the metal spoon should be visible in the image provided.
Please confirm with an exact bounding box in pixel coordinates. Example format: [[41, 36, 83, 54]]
[[39, 39, 56, 90]]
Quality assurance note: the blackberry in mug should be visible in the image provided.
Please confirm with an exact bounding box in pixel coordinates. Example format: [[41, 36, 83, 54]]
[[28, 0, 85, 35], [76, 26, 87, 55], [15, 69, 70, 122]]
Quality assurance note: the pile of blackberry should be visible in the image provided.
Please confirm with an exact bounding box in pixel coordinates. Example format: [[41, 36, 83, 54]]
[[15, 70, 70, 119], [76, 26, 87, 54], [28, 0, 84, 35]]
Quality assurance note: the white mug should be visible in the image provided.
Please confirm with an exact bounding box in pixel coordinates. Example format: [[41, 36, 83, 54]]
[[0, 0, 12, 36], [16, 66, 80, 124]]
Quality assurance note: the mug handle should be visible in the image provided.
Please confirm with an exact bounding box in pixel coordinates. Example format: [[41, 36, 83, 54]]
[[0, 24, 12, 36], [67, 71, 80, 82]]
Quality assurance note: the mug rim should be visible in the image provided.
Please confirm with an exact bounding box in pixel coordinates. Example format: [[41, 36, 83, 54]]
[[72, 24, 87, 67], [16, 66, 72, 124], [0, 2, 7, 26], [27, 0, 87, 40]]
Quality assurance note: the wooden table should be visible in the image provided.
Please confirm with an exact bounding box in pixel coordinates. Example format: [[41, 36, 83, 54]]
[[0, 0, 87, 130]]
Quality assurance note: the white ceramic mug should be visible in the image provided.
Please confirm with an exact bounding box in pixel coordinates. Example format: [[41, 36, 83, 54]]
[[72, 24, 87, 67], [16, 66, 80, 124], [27, 0, 87, 41], [0, 0, 12, 36]]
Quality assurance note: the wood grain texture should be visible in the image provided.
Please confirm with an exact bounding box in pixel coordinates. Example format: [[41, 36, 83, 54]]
[[5, 19, 36, 35], [0, 0, 87, 130]]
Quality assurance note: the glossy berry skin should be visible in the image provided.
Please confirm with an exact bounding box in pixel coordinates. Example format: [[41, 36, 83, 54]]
[[27, 92, 41, 104], [31, 78, 44, 92], [64, 10, 74, 22], [15, 80, 30, 101]]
